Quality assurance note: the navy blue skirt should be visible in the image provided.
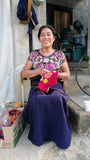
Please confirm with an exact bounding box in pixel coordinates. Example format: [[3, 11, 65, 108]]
[[23, 82, 72, 149]]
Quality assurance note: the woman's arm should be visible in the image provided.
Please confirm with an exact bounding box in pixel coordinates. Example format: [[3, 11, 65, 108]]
[[22, 60, 49, 78], [58, 62, 70, 80]]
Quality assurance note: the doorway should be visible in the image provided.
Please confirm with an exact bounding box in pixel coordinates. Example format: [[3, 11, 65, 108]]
[[46, 4, 72, 35]]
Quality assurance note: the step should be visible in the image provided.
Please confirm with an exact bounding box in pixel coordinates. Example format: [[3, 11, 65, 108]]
[[68, 61, 89, 68], [68, 95, 90, 133], [65, 74, 90, 95]]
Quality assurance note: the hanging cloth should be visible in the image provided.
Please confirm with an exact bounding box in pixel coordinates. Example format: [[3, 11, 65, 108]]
[[17, 0, 28, 22], [17, 0, 38, 34], [0, 0, 14, 103], [27, 5, 38, 34]]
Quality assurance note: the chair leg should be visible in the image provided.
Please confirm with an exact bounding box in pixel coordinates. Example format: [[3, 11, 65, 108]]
[[61, 81, 66, 92], [21, 72, 24, 107]]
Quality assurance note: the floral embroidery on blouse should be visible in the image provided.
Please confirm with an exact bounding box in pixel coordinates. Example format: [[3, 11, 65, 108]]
[[27, 50, 66, 71]]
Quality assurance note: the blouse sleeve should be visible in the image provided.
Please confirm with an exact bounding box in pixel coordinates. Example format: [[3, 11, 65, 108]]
[[57, 51, 66, 64], [27, 55, 32, 62], [27, 51, 34, 62], [27, 50, 38, 62], [61, 52, 67, 63]]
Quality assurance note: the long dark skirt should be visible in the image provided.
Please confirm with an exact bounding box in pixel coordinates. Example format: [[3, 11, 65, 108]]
[[23, 82, 72, 149]]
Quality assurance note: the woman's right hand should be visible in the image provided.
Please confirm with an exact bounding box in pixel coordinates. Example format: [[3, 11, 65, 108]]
[[38, 68, 49, 77], [22, 60, 49, 78]]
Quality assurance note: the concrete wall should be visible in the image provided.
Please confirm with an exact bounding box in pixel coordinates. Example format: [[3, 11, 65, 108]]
[[11, 0, 46, 102], [47, 0, 84, 8], [73, 0, 88, 34], [47, 0, 88, 34], [11, 0, 29, 103], [32, 1, 46, 50]]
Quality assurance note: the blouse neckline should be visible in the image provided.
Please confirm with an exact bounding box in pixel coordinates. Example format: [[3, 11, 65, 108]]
[[38, 49, 56, 58]]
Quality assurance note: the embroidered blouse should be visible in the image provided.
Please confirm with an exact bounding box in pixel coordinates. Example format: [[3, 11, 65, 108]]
[[27, 49, 66, 71]]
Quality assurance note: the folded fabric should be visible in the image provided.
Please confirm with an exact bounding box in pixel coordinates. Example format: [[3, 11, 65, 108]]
[[38, 70, 61, 93]]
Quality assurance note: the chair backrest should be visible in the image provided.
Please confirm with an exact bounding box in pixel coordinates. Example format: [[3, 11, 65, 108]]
[[60, 81, 66, 92]]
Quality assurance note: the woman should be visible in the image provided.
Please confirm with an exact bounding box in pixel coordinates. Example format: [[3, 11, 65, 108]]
[[22, 25, 72, 149]]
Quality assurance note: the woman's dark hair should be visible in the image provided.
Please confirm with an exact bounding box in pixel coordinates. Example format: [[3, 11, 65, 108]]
[[38, 24, 56, 39]]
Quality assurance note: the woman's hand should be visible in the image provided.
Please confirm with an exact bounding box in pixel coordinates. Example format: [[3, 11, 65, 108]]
[[58, 62, 70, 80], [22, 60, 49, 78], [38, 68, 49, 77]]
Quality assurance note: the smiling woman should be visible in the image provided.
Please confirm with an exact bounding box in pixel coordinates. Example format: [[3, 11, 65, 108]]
[[22, 24, 71, 149], [39, 28, 55, 54]]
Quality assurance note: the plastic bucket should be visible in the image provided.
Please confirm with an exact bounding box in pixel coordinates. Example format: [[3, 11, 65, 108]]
[[84, 100, 90, 112], [74, 35, 81, 44], [71, 45, 82, 61], [64, 52, 71, 59], [74, 36, 81, 44]]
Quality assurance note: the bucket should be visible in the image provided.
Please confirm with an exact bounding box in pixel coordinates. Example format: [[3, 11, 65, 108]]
[[71, 45, 82, 61], [74, 35, 81, 44], [64, 52, 71, 59], [84, 100, 90, 112]]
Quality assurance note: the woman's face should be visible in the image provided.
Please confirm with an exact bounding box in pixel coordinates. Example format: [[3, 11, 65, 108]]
[[39, 27, 55, 49]]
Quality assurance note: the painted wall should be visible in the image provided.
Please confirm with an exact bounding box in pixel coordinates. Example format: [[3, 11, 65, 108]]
[[11, 0, 46, 102]]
